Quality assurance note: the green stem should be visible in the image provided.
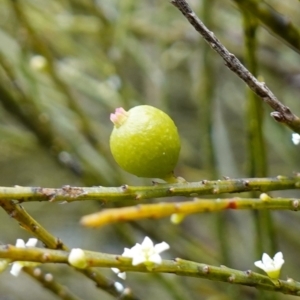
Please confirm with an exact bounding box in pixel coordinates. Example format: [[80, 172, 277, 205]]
[[0, 175, 298, 203], [0, 200, 140, 300], [81, 196, 300, 227], [23, 268, 83, 300], [199, 0, 231, 269], [233, 0, 300, 53], [160, 172, 185, 183], [1, 246, 298, 296], [241, 6, 277, 260]]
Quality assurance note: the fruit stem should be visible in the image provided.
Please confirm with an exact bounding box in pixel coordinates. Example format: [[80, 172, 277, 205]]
[[161, 173, 186, 183]]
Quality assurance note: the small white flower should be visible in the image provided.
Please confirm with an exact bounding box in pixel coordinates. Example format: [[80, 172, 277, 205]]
[[10, 263, 24, 277], [10, 238, 39, 277], [254, 252, 284, 279], [122, 236, 169, 269], [111, 267, 126, 280], [68, 248, 88, 269], [114, 281, 125, 293], [16, 238, 38, 248], [292, 133, 300, 145]]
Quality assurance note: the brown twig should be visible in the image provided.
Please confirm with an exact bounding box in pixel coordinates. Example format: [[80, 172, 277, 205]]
[[171, 0, 300, 133]]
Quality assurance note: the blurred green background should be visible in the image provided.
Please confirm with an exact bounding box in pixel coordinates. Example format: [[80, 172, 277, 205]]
[[0, 0, 300, 299]]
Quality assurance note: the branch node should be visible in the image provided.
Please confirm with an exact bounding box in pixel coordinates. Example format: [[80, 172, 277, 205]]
[[270, 112, 285, 122]]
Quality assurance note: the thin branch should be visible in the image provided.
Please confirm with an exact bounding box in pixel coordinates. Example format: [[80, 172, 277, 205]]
[[0, 200, 67, 250], [0, 200, 140, 300], [80, 196, 300, 227], [239, 3, 276, 258], [171, 0, 300, 133], [23, 267, 83, 300], [1, 246, 300, 296], [0, 175, 299, 203]]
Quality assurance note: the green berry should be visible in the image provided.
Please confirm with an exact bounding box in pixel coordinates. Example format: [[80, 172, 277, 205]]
[[109, 105, 181, 180]]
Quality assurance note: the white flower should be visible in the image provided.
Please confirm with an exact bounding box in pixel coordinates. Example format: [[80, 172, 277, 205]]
[[254, 252, 284, 279], [11, 238, 39, 277], [292, 133, 300, 145], [111, 267, 126, 280], [122, 236, 169, 269], [68, 248, 88, 269], [114, 281, 125, 293]]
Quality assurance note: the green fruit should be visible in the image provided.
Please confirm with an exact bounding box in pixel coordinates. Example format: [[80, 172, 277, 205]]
[[109, 105, 181, 180]]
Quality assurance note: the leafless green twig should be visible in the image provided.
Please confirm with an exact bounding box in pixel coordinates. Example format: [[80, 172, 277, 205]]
[[80, 195, 300, 227], [23, 267, 83, 300], [0, 200, 140, 300], [1, 246, 300, 296], [0, 175, 298, 203]]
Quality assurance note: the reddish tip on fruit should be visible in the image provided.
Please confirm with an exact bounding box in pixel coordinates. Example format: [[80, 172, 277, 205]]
[[110, 107, 129, 128]]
